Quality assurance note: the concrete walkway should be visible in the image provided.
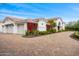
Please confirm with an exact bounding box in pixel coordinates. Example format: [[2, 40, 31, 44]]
[[0, 31, 79, 56]]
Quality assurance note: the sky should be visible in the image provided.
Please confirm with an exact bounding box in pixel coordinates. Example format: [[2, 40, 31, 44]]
[[0, 3, 79, 22]]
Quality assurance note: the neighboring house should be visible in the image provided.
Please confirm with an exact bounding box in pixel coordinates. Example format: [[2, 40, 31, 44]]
[[0, 16, 65, 34], [47, 17, 65, 31], [52, 17, 65, 31]]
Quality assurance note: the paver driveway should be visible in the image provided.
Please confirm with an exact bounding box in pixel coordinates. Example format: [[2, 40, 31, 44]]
[[0, 31, 79, 56]]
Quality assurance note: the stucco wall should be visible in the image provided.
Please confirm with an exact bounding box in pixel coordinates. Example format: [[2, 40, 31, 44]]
[[55, 19, 65, 31], [37, 21, 46, 31], [13, 24, 17, 33], [0, 23, 3, 32]]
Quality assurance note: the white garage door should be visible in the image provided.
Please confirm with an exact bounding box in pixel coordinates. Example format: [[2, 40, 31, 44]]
[[5, 24, 14, 33], [17, 24, 25, 34]]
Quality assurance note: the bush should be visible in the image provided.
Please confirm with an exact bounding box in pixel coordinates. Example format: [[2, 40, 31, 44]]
[[74, 31, 79, 38], [25, 30, 39, 36], [25, 30, 30, 36], [38, 31, 48, 35], [47, 29, 56, 33], [32, 30, 39, 36], [47, 29, 52, 34], [25, 29, 57, 37], [58, 30, 63, 32], [52, 29, 57, 33]]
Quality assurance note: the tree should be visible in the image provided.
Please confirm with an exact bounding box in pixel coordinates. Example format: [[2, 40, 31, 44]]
[[47, 19, 56, 28], [66, 20, 79, 31]]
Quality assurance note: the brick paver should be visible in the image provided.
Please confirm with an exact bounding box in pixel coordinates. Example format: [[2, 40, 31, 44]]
[[0, 31, 79, 56]]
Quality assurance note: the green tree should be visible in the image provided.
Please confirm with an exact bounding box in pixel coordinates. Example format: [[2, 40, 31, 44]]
[[66, 20, 79, 31], [47, 19, 56, 27]]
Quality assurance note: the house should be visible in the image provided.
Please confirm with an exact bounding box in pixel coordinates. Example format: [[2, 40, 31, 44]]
[[52, 17, 65, 31], [0, 16, 65, 34], [2, 16, 27, 34], [46, 17, 65, 31]]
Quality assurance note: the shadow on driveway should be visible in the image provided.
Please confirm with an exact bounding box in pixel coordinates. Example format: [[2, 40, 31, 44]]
[[70, 33, 79, 41]]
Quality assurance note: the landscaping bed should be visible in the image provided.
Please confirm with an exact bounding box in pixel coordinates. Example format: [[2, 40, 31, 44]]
[[23, 29, 57, 38], [23, 29, 66, 38]]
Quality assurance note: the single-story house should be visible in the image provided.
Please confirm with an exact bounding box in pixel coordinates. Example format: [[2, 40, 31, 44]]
[[0, 16, 65, 34]]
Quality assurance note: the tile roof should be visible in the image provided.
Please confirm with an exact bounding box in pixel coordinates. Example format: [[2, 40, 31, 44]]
[[3, 16, 27, 23], [2, 16, 64, 24]]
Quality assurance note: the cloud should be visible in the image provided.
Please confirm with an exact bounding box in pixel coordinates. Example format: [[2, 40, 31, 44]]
[[9, 3, 55, 13], [0, 3, 59, 19], [0, 3, 49, 18], [0, 13, 26, 19], [7, 3, 43, 13], [0, 9, 46, 19]]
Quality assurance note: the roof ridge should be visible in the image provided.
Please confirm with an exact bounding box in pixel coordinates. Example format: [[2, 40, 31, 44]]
[[6, 16, 25, 20]]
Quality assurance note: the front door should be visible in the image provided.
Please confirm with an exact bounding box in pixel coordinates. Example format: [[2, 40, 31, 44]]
[[58, 26, 60, 30]]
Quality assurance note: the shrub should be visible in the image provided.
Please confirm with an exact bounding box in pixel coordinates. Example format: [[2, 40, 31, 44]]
[[47, 30, 51, 34], [47, 29, 52, 34], [25, 30, 41, 36], [39, 31, 48, 35], [32, 30, 39, 36], [47, 29, 56, 33], [52, 29, 57, 33], [74, 31, 79, 38], [25, 30, 30, 36], [58, 30, 63, 32], [25, 29, 57, 37]]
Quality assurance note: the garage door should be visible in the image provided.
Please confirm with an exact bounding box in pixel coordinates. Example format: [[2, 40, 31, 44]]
[[17, 24, 25, 34], [5, 24, 14, 33]]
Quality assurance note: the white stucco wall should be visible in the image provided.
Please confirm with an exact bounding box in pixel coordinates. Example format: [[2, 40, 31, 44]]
[[37, 21, 46, 31], [62, 23, 65, 30], [56, 19, 63, 26], [0, 23, 3, 32], [24, 23, 27, 34], [13, 24, 17, 33], [24, 23, 27, 31], [55, 19, 65, 31]]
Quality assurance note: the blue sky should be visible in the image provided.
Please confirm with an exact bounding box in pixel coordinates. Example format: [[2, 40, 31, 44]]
[[0, 3, 79, 22]]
